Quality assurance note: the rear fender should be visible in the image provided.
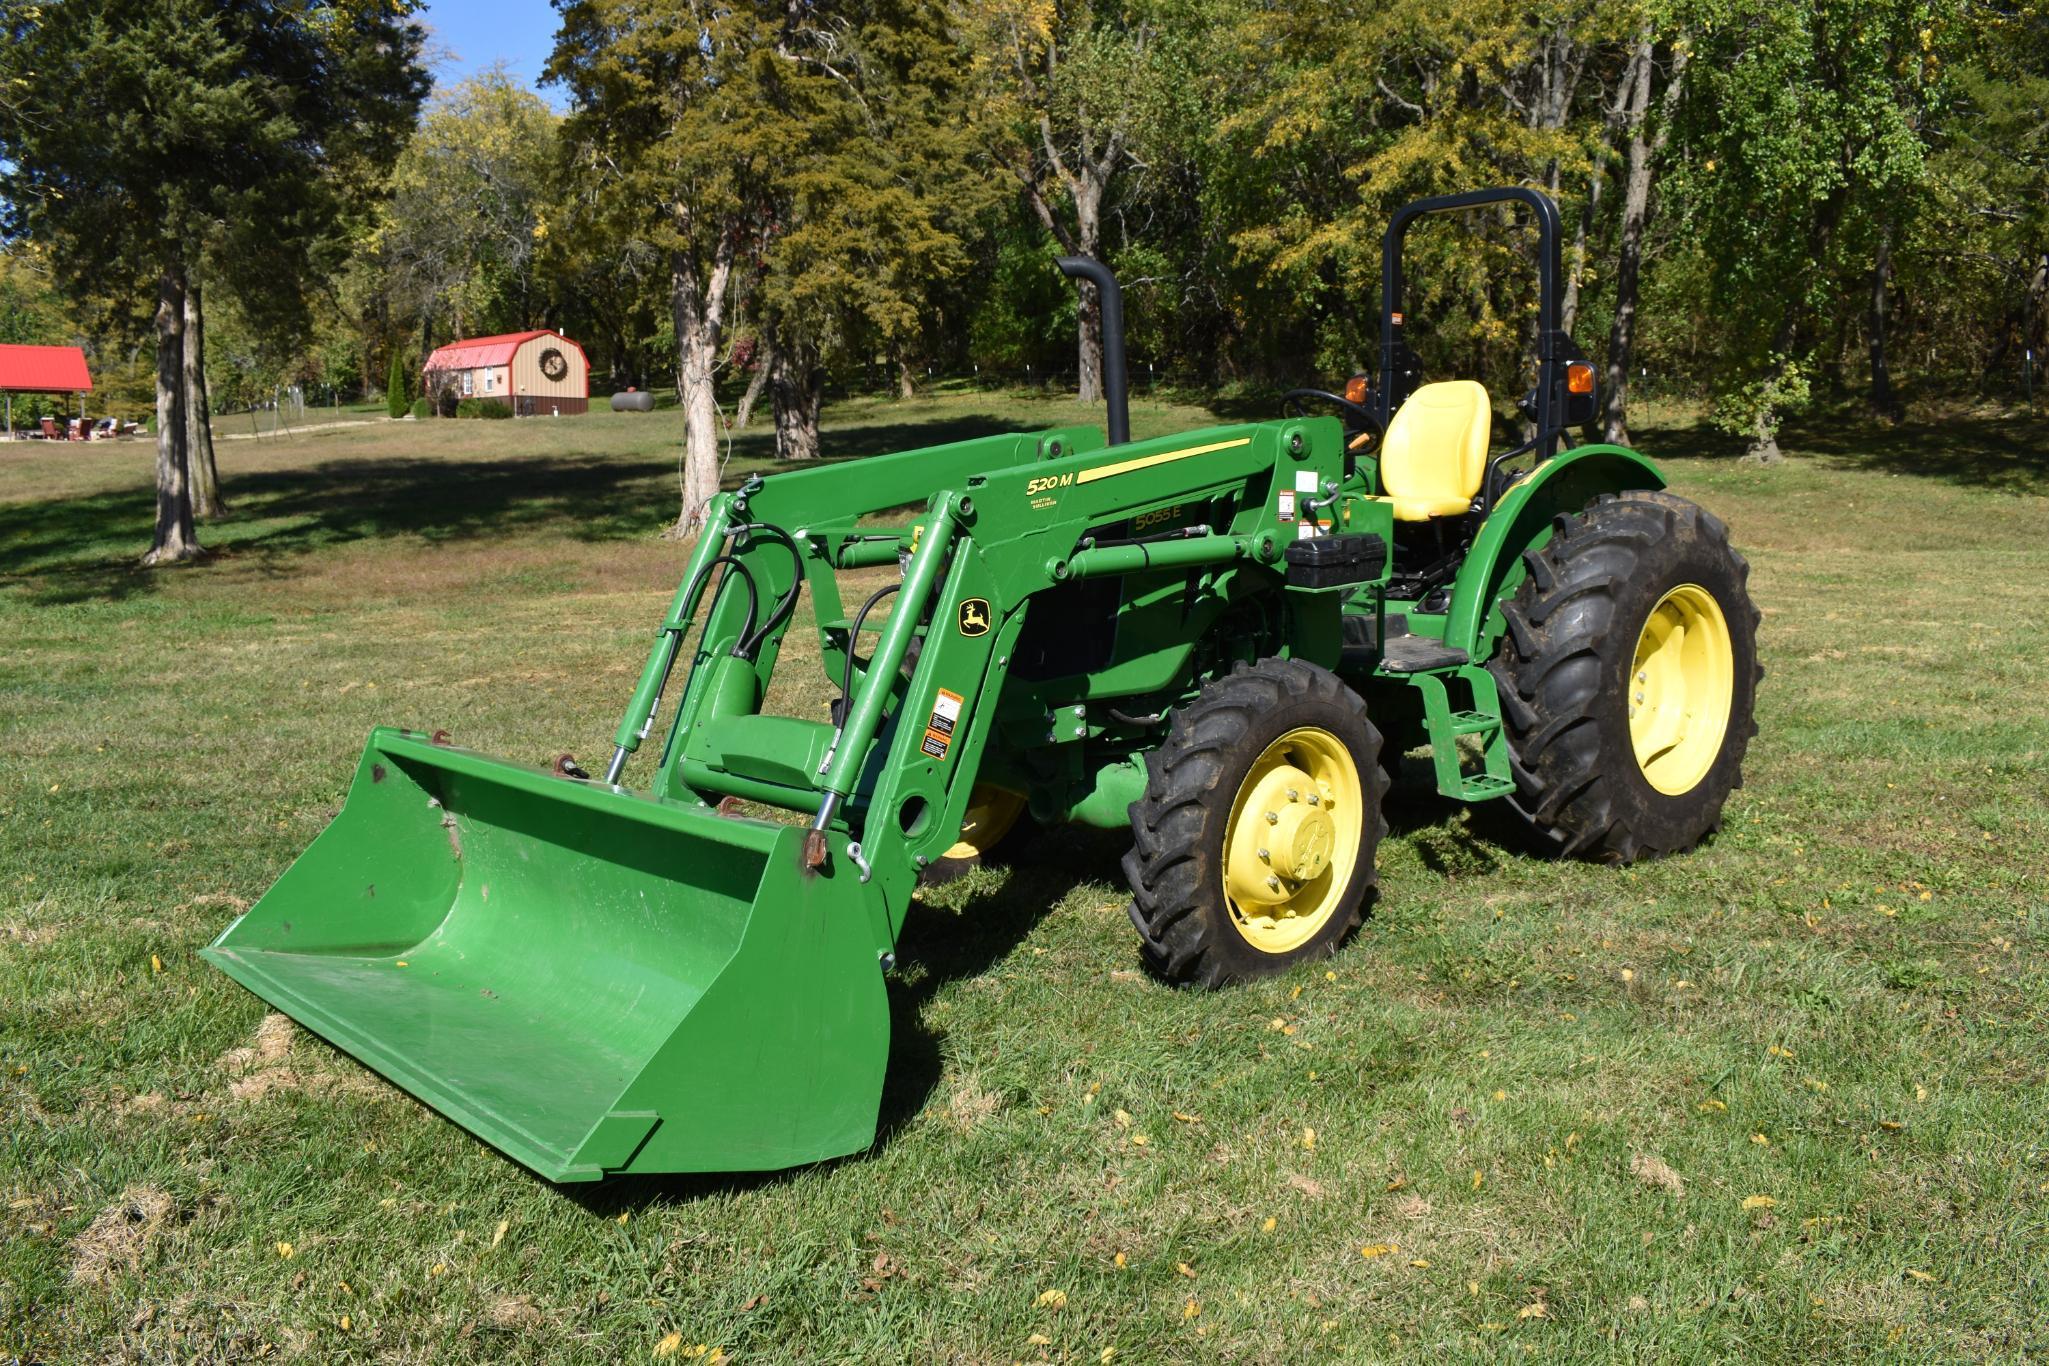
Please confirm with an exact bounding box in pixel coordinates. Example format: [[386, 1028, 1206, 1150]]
[[1442, 445, 1664, 659]]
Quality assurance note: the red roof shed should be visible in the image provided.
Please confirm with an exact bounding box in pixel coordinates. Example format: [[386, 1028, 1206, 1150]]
[[423, 330, 589, 415], [0, 344, 92, 393]]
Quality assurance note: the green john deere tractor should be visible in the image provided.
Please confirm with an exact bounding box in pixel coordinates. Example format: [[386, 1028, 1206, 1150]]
[[204, 188, 1760, 1181]]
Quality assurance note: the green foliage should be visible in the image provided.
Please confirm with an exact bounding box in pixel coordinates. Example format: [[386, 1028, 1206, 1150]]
[[453, 398, 514, 419], [0, 0, 430, 350], [1709, 355, 1813, 446], [386, 351, 408, 419], [411, 397, 431, 420]]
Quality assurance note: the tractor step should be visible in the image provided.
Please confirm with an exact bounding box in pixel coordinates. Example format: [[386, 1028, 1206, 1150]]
[[1407, 666, 1514, 802], [1338, 614, 1472, 675], [1455, 774, 1516, 800], [1377, 632, 1470, 674]]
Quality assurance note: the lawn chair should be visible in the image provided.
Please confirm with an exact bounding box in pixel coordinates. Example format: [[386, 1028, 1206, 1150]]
[[39, 417, 63, 440]]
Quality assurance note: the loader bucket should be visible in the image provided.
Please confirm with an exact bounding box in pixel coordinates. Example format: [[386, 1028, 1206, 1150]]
[[201, 728, 890, 1182]]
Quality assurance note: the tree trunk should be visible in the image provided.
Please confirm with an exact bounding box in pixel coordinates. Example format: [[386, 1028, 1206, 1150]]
[[1603, 39, 1686, 445], [144, 266, 202, 565], [771, 340, 823, 461], [896, 357, 916, 401], [184, 276, 223, 518], [668, 225, 737, 538], [1866, 221, 1901, 422], [734, 336, 772, 430]]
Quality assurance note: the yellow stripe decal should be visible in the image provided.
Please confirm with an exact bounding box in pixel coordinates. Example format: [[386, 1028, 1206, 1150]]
[[1075, 437, 1253, 485]]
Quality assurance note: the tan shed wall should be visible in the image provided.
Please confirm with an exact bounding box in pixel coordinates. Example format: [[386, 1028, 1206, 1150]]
[[511, 335, 588, 400]]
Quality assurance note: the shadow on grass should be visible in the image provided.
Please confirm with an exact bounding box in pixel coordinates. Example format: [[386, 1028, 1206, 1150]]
[[1788, 413, 2048, 495], [565, 823, 1128, 1213], [0, 409, 1045, 607]]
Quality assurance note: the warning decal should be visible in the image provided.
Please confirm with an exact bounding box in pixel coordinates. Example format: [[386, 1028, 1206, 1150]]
[[922, 688, 964, 761]]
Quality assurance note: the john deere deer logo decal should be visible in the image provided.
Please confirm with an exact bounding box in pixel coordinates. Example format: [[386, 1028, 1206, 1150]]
[[958, 599, 991, 637]]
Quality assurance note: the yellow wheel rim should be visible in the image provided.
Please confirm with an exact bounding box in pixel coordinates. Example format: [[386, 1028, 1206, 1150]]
[[942, 785, 1026, 860], [1220, 728, 1364, 954], [1628, 583, 1735, 795]]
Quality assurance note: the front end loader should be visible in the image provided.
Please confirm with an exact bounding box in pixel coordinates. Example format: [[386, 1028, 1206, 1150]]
[[204, 188, 1760, 1181]]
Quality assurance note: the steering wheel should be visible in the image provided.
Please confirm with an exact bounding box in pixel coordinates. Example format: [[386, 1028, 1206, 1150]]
[[1281, 388, 1385, 440]]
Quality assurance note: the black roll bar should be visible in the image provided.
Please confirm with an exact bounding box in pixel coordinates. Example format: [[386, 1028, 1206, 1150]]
[[1375, 187, 1584, 484], [1056, 256, 1131, 447]]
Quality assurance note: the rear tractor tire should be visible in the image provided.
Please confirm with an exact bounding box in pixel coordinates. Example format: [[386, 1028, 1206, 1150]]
[[1124, 659, 1390, 987], [1488, 490, 1762, 863]]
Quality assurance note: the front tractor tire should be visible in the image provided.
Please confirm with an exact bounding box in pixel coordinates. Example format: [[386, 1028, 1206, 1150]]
[[1488, 490, 1762, 863], [1124, 659, 1389, 988]]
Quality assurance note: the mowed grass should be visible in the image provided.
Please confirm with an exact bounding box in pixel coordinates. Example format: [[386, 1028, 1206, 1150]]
[[2, 393, 2046, 1361]]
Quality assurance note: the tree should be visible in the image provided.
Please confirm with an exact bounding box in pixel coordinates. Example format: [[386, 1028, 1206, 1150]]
[[1671, 0, 1950, 460], [755, 0, 987, 457], [387, 349, 410, 418], [371, 70, 562, 346], [959, 0, 1161, 402], [552, 0, 788, 535], [0, 0, 428, 562]]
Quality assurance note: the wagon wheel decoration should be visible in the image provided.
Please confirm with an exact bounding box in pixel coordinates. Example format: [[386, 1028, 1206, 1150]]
[[538, 347, 568, 382]]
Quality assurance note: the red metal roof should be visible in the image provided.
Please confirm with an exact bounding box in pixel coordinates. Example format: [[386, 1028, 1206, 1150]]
[[422, 330, 560, 372], [0, 343, 92, 393]]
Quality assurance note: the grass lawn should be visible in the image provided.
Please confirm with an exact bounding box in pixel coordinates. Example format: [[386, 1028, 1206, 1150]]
[[3, 392, 2046, 1360]]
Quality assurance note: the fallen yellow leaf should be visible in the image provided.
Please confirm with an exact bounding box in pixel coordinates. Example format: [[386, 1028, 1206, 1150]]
[[1301, 1127, 1316, 1151], [1472, 1169, 1484, 1190], [1741, 1194, 1776, 1210], [1176, 1261, 1196, 1278], [151, 954, 163, 974], [492, 1219, 510, 1247], [1101, 1349, 1116, 1363], [339, 1315, 351, 1331], [1172, 1111, 1199, 1124], [430, 1262, 446, 1277], [1130, 1134, 1149, 1146], [1750, 1133, 1770, 1146], [618, 1211, 631, 1224], [1325, 970, 1336, 981], [1290, 985, 1302, 1000], [1620, 968, 1634, 982], [1905, 1269, 1935, 1283], [1113, 1108, 1131, 1128], [1035, 1288, 1068, 1309], [1359, 1243, 1398, 1259], [1026, 1333, 1052, 1347], [1698, 1099, 1727, 1113], [1112, 1251, 1127, 1269], [1492, 1089, 1507, 1102], [276, 1242, 294, 1260], [1517, 1302, 1547, 1320], [1183, 1299, 1201, 1320], [1409, 1258, 1430, 1268], [1261, 1216, 1277, 1233], [654, 1333, 683, 1359]]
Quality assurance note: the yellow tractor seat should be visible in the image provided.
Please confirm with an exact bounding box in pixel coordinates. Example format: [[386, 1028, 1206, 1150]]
[[1374, 380, 1492, 520]]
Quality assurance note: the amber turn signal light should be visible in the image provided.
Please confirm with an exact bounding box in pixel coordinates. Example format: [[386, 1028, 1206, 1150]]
[[1566, 361, 1595, 395], [1344, 373, 1371, 405]]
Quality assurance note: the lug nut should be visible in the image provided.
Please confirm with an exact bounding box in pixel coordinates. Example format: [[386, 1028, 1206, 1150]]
[[1286, 788, 1300, 802], [1266, 875, 1282, 891], [1306, 792, 1319, 806], [1257, 848, 1270, 862], [1266, 811, 1279, 825]]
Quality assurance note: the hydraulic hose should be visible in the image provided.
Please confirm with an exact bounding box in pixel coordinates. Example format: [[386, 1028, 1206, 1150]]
[[733, 522, 804, 659]]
